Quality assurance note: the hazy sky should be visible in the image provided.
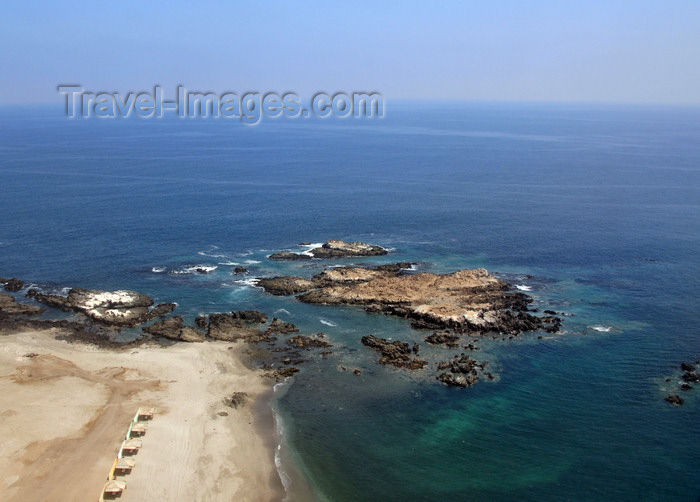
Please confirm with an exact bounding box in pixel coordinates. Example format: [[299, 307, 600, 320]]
[[2, 0, 699, 104]]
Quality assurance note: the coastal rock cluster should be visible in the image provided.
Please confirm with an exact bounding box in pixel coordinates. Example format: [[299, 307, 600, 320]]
[[436, 354, 494, 387], [0, 292, 44, 317], [256, 241, 566, 388], [0, 275, 334, 382], [665, 360, 700, 405], [1, 240, 565, 389], [361, 335, 427, 370]]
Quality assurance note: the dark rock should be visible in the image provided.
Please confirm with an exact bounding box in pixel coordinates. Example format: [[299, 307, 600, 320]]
[[266, 318, 299, 334], [681, 371, 700, 383], [287, 335, 332, 349], [223, 392, 249, 409], [146, 302, 177, 320], [680, 383, 693, 391], [375, 262, 417, 273], [309, 240, 388, 258], [233, 267, 248, 274], [207, 313, 265, 342], [232, 310, 268, 324], [257, 276, 315, 295], [425, 331, 461, 348], [664, 395, 684, 406], [353, 369, 362, 376], [268, 252, 312, 261], [0, 292, 44, 316], [361, 334, 427, 370], [264, 366, 300, 380], [4, 278, 24, 292], [143, 316, 205, 342], [681, 362, 696, 372], [437, 372, 478, 387], [435, 354, 491, 388], [26, 289, 72, 310], [299, 241, 312, 246]]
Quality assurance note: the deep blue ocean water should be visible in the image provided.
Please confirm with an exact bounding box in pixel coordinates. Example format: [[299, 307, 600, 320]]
[[1, 102, 699, 501]]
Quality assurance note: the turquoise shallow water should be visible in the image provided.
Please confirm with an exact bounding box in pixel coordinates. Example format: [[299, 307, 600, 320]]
[[0, 102, 699, 501]]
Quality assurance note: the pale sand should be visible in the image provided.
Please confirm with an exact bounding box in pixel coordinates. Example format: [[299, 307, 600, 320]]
[[0, 329, 285, 502]]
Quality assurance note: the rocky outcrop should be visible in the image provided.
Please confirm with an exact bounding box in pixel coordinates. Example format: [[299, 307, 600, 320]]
[[436, 354, 491, 387], [204, 313, 266, 342], [143, 316, 205, 342], [268, 240, 388, 260], [681, 362, 695, 372], [259, 266, 561, 336], [255, 277, 316, 296], [309, 240, 388, 258], [146, 302, 178, 320], [269, 251, 312, 261], [233, 267, 249, 274], [287, 334, 332, 349], [681, 370, 699, 383], [664, 395, 684, 406], [3, 278, 24, 292], [0, 292, 44, 317], [232, 310, 268, 324], [27, 288, 160, 327], [361, 335, 427, 370], [661, 361, 699, 404], [266, 318, 299, 334], [425, 331, 461, 348]]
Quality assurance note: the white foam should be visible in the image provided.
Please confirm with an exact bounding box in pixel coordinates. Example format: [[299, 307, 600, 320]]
[[151, 266, 166, 273], [198, 252, 230, 258], [244, 259, 261, 264], [171, 265, 218, 275], [515, 284, 532, 291], [275, 308, 291, 315], [591, 325, 612, 332], [271, 399, 292, 495], [218, 261, 240, 266], [319, 319, 338, 327], [299, 242, 324, 256], [232, 277, 261, 288]]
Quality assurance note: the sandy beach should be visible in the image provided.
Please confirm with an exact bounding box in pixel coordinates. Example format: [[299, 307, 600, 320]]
[[0, 328, 285, 502]]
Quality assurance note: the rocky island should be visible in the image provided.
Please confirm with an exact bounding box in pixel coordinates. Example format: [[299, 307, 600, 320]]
[[269, 239, 388, 260], [257, 265, 561, 335]]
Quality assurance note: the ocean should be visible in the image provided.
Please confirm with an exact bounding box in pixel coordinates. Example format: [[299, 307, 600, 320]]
[[1, 101, 699, 501]]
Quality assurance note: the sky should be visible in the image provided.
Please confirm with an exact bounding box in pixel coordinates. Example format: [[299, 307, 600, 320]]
[[1, 0, 699, 105]]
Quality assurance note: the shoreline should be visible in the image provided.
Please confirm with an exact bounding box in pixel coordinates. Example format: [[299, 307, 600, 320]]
[[0, 328, 286, 502]]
